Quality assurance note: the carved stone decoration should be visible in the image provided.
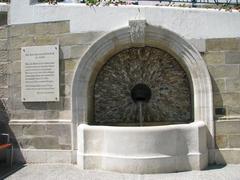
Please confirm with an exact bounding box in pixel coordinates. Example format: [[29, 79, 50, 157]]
[[94, 46, 192, 125], [129, 20, 146, 44]]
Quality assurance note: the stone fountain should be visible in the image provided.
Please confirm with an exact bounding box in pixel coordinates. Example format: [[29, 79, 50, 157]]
[[73, 20, 214, 173]]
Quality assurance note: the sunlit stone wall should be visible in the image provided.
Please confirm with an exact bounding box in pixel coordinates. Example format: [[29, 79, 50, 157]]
[[0, 20, 240, 164]]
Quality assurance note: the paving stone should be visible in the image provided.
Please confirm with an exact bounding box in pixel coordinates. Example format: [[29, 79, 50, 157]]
[[5, 164, 240, 180]]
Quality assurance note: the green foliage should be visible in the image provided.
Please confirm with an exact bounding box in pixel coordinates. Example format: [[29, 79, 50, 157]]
[[85, 0, 128, 6], [38, 0, 64, 2]]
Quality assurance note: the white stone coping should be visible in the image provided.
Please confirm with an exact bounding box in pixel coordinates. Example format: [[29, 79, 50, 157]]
[[32, 2, 240, 13], [79, 120, 205, 131], [10, 0, 240, 38]]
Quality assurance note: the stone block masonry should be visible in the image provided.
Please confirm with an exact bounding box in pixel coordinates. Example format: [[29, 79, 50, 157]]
[[204, 38, 240, 164], [0, 21, 104, 163], [0, 20, 240, 165]]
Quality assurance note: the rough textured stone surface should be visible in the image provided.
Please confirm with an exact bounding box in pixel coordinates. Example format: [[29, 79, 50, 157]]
[[229, 135, 240, 148], [33, 35, 58, 46], [0, 27, 7, 39], [34, 21, 70, 35], [0, 51, 8, 61], [226, 78, 240, 91], [0, 39, 7, 50], [215, 149, 240, 164], [206, 38, 240, 51], [10, 123, 72, 150], [1, 21, 240, 165], [4, 21, 103, 121], [8, 37, 34, 50], [216, 120, 240, 135], [215, 135, 228, 148], [58, 32, 104, 46], [94, 47, 192, 125], [226, 106, 240, 116], [212, 79, 225, 92], [203, 52, 225, 65], [208, 65, 239, 79], [225, 52, 240, 64], [8, 24, 35, 37]]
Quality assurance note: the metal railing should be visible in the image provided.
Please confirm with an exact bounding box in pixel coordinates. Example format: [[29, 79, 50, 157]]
[[1, 0, 237, 7], [157, 0, 239, 5]]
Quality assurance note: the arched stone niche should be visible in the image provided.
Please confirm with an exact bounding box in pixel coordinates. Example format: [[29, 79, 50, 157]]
[[72, 20, 214, 157], [94, 46, 193, 126]]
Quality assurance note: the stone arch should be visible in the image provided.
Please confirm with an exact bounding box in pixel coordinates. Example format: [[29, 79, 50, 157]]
[[72, 20, 214, 150]]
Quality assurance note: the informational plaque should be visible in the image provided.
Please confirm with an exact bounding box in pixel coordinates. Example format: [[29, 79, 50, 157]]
[[21, 45, 59, 102]]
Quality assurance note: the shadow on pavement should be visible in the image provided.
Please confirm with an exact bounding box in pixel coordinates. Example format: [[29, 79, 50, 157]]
[[204, 164, 226, 171], [0, 163, 25, 179]]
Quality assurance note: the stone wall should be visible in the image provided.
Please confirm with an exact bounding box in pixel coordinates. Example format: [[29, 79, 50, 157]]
[[0, 21, 103, 163], [203, 38, 240, 164], [0, 25, 9, 134], [0, 20, 240, 164]]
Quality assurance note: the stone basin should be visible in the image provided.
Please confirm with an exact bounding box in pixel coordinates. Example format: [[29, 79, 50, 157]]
[[77, 121, 208, 174]]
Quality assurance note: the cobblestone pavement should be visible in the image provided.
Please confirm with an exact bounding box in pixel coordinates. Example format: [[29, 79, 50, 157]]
[[3, 164, 240, 180]]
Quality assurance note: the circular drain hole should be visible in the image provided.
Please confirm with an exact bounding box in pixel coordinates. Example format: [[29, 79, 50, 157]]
[[131, 83, 151, 103]]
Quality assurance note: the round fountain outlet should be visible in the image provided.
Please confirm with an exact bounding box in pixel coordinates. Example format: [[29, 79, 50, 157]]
[[131, 83, 151, 103]]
